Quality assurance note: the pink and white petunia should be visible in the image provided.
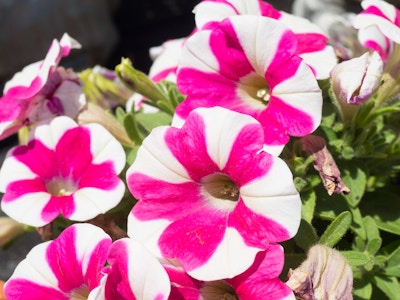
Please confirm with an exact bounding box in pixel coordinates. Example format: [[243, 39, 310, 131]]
[[91, 238, 171, 300], [175, 15, 322, 154], [193, 0, 337, 79], [353, 0, 400, 61], [0, 33, 85, 140], [127, 106, 301, 281], [4, 223, 112, 300], [165, 244, 294, 300], [0, 116, 126, 227]]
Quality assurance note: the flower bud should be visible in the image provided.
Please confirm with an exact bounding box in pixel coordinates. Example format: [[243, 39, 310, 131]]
[[286, 244, 353, 300], [0, 217, 26, 247], [331, 51, 383, 106], [76, 102, 134, 147]]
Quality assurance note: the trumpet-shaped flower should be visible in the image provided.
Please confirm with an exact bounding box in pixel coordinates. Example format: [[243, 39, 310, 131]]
[[4, 223, 112, 300], [175, 16, 322, 154], [166, 244, 295, 300], [0, 33, 85, 140], [91, 238, 171, 300], [0, 116, 126, 227], [331, 51, 383, 105], [127, 107, 301, 281], [353, 0, 400, 61], [194, 0, 337, 79]]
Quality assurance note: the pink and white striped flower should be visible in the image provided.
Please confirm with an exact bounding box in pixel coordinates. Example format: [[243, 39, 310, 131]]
[[175, 16, 322, 154], [91, 238, 171, 300], [0, 33, 85, 140], [127, 106, 301, 281], [0, 116, 126, 227], [193, 0, 337, 79], [353, 0, 400, 61], [166, 244, 295, 300], [4, 223, 112, 300]]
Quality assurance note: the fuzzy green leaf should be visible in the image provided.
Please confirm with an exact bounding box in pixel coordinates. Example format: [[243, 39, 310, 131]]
[[340, 250, 370, 267], [319, 211, 352, 247], [294, 219, 318, 251], [300, 190, 316, 223], [372, 275, 400, 300]]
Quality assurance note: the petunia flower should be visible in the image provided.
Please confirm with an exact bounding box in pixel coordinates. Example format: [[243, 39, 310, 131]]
[[165, 244, 295, 300], [90, 238, 171, 300], [353, 0, 400, 61], [0, 116, 126, 227], [193, 0, 337, 79], [127, 106, 301, 281], [4, 223, 112, 300], [175, 15, 322, 154], [0, 33, 86, 140]]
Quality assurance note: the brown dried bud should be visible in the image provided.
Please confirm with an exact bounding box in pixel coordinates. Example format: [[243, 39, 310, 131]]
[[301, 135, 350, 195], [0, 217, 26, 247], [286, 244, 353, 300]]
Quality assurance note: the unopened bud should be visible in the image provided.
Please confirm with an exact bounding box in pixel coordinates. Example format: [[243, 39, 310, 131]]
[[0, 217, 26, 247], [286, 244, 353, 300], [76, 102, 134, 147]]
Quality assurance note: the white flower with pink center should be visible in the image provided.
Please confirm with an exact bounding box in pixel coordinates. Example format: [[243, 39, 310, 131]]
[[353, 0, 400, 61], [126, 106, 301, 281], [175, 15, 322, 154], [194, 0, 337, 79], [0, 33, 85, 140], [4, 223, 112, 300], [0, 116, 126, 227], [165, 244, 295, 299]]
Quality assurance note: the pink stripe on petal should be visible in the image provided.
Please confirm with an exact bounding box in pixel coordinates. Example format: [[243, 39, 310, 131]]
[[2, 178, 47, 203], [295, 33, 328, 54], [79, 161, 121, 190], [261, 96, 314, 137], [46, 226, 84, 292], [4, 76, 45, 100], [158, 209, 227, 271], [55, 127, 92, 181], [41, 194, 75, 222], [5, 279, 67, 300], [259, 1, 281, 18], [209, 19, 254, 80], [129, 173, 202, 221], [165, 122, 220, 181], [151, 67, 178, 82], [266, 51, 302, 89], [84, 239, 112, 291], [363, 5, 391, 21], [229, 200, 291, 247], [13, 140, 58, 180], [222, 123, 271, 186]]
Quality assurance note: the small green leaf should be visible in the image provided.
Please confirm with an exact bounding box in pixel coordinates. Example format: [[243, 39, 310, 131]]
[[384, 245, 400, 277], [135, 111, 172, 133], [300, 190, 316, 223], [126, 146, 140, 166], [363, 216, 380, 241], [294, 219, 318, 251], [341, 164, 367, 207], [123, 113, 143, 145], [341, 250, 370, 267], [372, 275, 400, 300], [353, 277, 373, 300], [367, 238, 382, 256], [319, 211, 352, 247]]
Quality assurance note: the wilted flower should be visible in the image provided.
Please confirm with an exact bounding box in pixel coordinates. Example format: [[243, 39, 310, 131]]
[[0, 33, 85, 140], [127, 106, 301, 280], [0, 116, 126, 227], [286, 244, 353, 300]]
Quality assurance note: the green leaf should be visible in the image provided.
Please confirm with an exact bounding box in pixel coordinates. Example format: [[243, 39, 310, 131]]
[[341, 250, 370, 267], [341, 164, 367, 207], [123, 113, 143, 145], [367, 238, 382, 256], [319, 211, 352, 247], [300, 190, 316, 223], [353, 277, 373, 300], [126, 146, 140, 166], [294, 219, 318, 251], [135, 112, 172, 133], [363, 216, 380, 241], [384, 245, 400, 277], [360, 187, 400, 235], [372, 275, 400, 300]]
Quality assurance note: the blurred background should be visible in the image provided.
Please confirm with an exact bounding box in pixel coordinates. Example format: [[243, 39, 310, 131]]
[[0, 0, 395, 280]]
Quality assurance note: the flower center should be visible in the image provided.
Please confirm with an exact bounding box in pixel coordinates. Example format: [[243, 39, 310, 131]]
[[237, 73, 271, 109], [46, 177, 77, 196], [69, 284, 90, 300], [200, 280, 239, 300], [201, 173, 239, 211], [256, 87, 271, 103]]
